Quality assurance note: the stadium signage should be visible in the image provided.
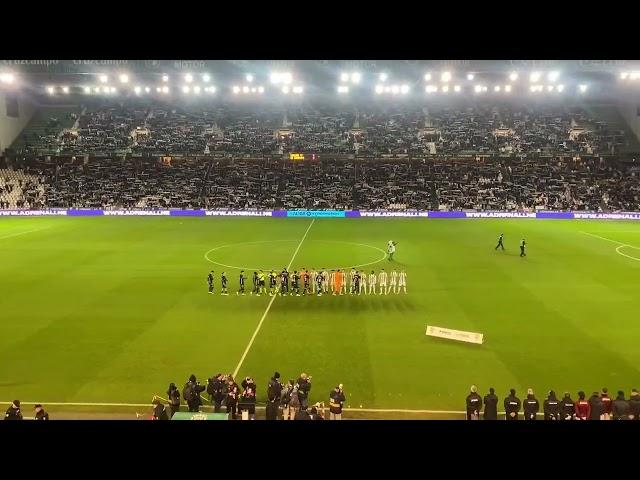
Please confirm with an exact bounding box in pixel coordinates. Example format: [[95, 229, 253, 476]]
[[205, 210, 272, 216], [0, 209, 67, 216], [467, 212, 536, 218], [360, 211, 429, 217], [426, 325, 484, 345], [287, 210, 345, 218], [574, 212, 640, 220]]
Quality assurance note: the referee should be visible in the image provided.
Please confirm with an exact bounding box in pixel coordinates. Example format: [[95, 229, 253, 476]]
[[495, 233, 505, 251], [520, 238, 527, 257]]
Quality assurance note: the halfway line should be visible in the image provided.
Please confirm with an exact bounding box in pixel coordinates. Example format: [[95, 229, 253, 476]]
[[232, 219, 315, 378]]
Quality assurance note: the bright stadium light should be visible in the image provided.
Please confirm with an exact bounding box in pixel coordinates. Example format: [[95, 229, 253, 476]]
[[494, 85, 501, 92], [250, 87, 256, 93], [62, 86, 69, 94], [282, 72, 293, 84], [84, 86, 91, 94], [246, 74, 254, 82], [530, 72, 541, 82], [293, 86, 303, 94], [579, 84, 588, 93], [467, 73, 474, 81], [119, 74, 129, 84], [185, 74, 193, 83], [441, 71, 451, 82], [102, 86, 110, 94], [504, 85, 512, 93], [110, 87, 117, 94], [379, 73, 388, 82], [257, 86, 264, 93], [400, 84, 409, 94], [209, 86, 216, 93], [282, 85, 290, 94], [509, 72, 518, 81], [557, 84, 565, 92], [193, 85, 201, 94], [547, 71, 560, 82], [94, 87, 100, 93], [162, 86, 169, 94], [483, 86, 488, 92], [202, 74, 210, 83], [46, 86, 54, 95], [156, 87, 161, 93], [99, 75, 108, 83], [391, 85, 400, 95], [424, 73, 432, 81], [134, 86, 142, 94], [232, 85, 240, 94], [182, 85, 190, 94], [338, 85, 350, 94], [441, 85, 449, 93], [620, 72, 629, 80], [242, 86, 250, 93], [375, 84, 383, 94], [547, 85, 554, 92], [425, 85, 437, 93], [145, 87, 150, 93], [162, 75, 169, 82], [0, 73, 15, 84], [453, 85, 461, 92], [351, 72, 361, 84], [474, 84, 482, 93], [340, 72, 350, 82]]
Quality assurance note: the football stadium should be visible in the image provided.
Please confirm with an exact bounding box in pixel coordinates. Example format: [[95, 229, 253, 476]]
[[1, 60, 639, 421]]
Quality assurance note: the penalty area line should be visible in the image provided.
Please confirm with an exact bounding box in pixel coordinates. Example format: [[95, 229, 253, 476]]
[[231, 219, 315, 378], [580, 231, 640, 261]]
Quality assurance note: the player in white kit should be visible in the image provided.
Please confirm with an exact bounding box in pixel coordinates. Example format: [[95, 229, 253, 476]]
[[398, 269, 407, 294], [349, 268, 356, 294], [310, 268, 318, 293], [367, 270, 377, 295], [330, 270, 336, 295], [322, 269, 329, 293], [388, 269, 398, 294], [359, 270, 367, 295], [340, 270, 348, 295], [378, 269, 388, 295]]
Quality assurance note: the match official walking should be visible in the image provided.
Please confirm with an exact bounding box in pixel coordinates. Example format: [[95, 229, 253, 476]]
[[520, 239, 526, 257]]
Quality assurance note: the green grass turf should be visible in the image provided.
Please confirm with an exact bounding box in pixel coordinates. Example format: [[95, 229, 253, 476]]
[[1, 217, 639, 412]]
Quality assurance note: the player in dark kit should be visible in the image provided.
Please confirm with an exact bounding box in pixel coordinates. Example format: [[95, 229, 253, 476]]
[[237, 271, 246, 295], [280, 269, 289, 296], [495, 233, 505, 251], [221, 272, 228, 295], [316, 272, 323, 296], [353, 271, 360, 294], [251, 271, 259, 295], [269, 270, 277, 296], [291, 271, 300, 296], [520, 238, 526, 257], [302, 269, 311, 295], [207, 271, 214, 294]]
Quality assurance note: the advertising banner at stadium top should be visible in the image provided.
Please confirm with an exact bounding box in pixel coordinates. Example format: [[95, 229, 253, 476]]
[[3, 209, 640, 219]]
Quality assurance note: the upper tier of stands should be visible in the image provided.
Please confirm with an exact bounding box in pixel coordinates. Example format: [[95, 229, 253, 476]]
[[8, 102, 640, 157]]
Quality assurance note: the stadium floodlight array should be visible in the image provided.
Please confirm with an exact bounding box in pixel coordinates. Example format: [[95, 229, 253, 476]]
[[440, 71, 452, 82], [119, 74, 129, 84], [467, 73, 475, 80], [579, 84, 588, 93], [270, 72, 293, 85], [98, 74, 108, 83], [202, 74, 211, 83], [529, 72, 542, 83], [620, 71, 640, 80], [340, 72, 361, 84], [379, 73, 388, 82], [474, 84, 488, 93], [246, 74, 254, 82], [232, 85, 264, 95], [509, 72, 519, 81], [184, 73, 194, 83], [424, 73, 432, 81], [337, 85, 349, 94], [547, 71, 560, 82], [0, 73, 15, 84], [376, 84, 409, 95], [162, 75, 169, 82]]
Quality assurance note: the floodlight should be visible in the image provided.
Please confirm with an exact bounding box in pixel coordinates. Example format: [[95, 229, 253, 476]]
[[110, 87, 116, 93], [282, 86, 291, 94], [379, 73, 388, 82], [156, 87, 161, 93], [579, 84, 588, 93], [442, 85, 449, 93], [202, 74, 210, 82], [504, 85, 512, 93], [0, 73, 15, 84], [232, 86, 240, 94], [162, 86, 169, 94], [530, 72, 541, 82], [351, 72, 361, 84], [547, 85, 554, 92], [340, 72, 350, 82], [134, 86, 142, 94], [338, 85, 350, 94], [375, 85, 383, 94], [557, 84, 564, 92], [467, 73, 474, 81], [474, 85, 482, 93], [391, 85, 399, 94], [257, 86, 264, 93], [99, 75, 108, 83], [209, 86, 216, 93], [119, 74, 129, 84], [494, 85, 501, 92], [182, 86, 190, 94], [185, 74, 193, 83], [547, 71, 559, 82], [193, 86, 201, 94], [62, 86, 69, 94], [400, 85, 409, 94], [46, 86, 54, 95], [424, 73, 432, 81], [441, 72, 451, 82], [162, 75, 169, 82], [293, 86, 303, 94], [102, 86, 110, 94], [425, 85, 437, 93], [242, 86, 249, 93], [84, 86, 91, 94], [509, 72, 518, 81], [93, 87, 100, 93], [246, 74, 254, 82]]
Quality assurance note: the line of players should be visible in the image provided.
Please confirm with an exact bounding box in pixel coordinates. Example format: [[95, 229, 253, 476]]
[[207, 267, 407, 296]]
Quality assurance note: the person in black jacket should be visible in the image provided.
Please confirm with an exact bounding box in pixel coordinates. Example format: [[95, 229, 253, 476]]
[[34, 404, 49, 421], [152, 398, 169, 420], [483, 388, 498, 420], [329, 384, 346, 420], [294, 405, 312, 420], [184, 374, 206, 413], [167, 383, 181, 418], [588, 392, 603, 420], [560, 392, 575, 420], [629, 389, 640, 421], [465, 385, 483, 420], [226, 375, 240, 420], [207, 374, 225, 413], [504, 389, 521, 420], [296, 373, 311, 410], [612, 391, 630, 420], [309, 406, 324, 420], [523, 388, 539, 420], [267, 372, 283, 409], [4, 400, 22, 420], [543, 391, 561, 420]]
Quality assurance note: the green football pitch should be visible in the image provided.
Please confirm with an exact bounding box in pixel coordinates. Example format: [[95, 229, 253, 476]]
[[0, 216, 639, 412]]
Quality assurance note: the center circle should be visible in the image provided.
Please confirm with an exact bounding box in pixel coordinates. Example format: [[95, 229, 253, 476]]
[[204, 240, 387, 271]]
